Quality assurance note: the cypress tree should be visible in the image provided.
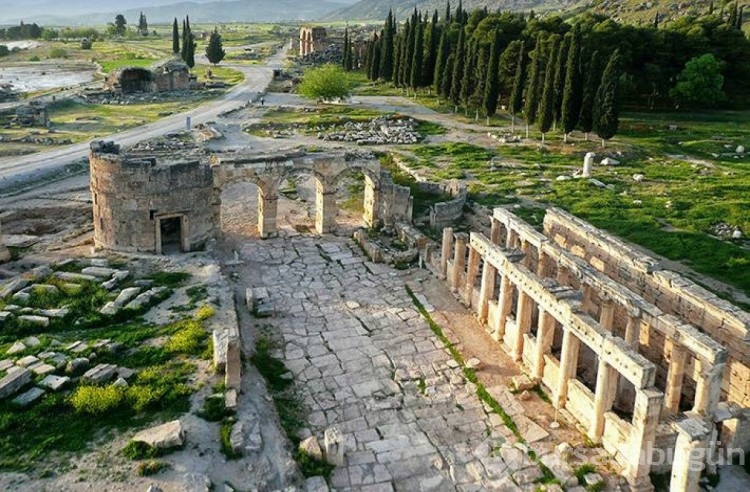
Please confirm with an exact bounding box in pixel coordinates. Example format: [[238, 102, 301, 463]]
[[403, 10, 418, 90], [184, 32, 196, 68], [483, 28, 502, 122], [181, 19, 188, 60], [593, 50, 623, 147], [737, 5, 744, 30], [552, 34, 570, 127], [445, 0, 452, 24], [423, 11, 440, 87], [433, 29, 450, 95], [370, 38, 382, 81], [523, 34, 546, 135], [410, 19, 424, 90], [398, 20, 412, 87], [379, 10, 395, 81], [728, 2, 738, 29], [654, 11, 660, 29], [538, 36, 560, 142], [578, 50, 600, 140], [709, 0, 714, 15], [460, 39, 477, 113], [509, 41, 527, 133], [392, 34, 402, 85], [560, 26, 582, 141], [172, 18, 180, 54], [205, 28, 226, 66], [442, 53, 455, 98], [450, 29, 466, 109]]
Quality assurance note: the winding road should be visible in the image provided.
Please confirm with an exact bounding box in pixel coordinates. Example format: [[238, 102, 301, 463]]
[[0, 44, 288, 186]]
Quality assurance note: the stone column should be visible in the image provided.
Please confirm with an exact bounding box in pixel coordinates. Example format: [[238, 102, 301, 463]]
[[315, 183, 336, 234], [464, 246, 481, 307], [599, 300, 615, 332], [589, 359, 618, 442], [258, 193, 278, 239], [450, 233, 468, 292], [506, 228, 518, 249], [627, 388, 663, 491], [693, 359, 726, 417], [555, 328, 581, 408], [537, 251, 550, 279], [477, 261, 497, 323], [513, 292, 534, 362], [440, 227, 454, 279], [496, 276, 514, 341], [557, 265, 570, 287], [583, 152, 595, 178], [363, 176, 379, 228], [664, 343, 687, 415], [490, 218, 502, 245], [624, 314, 641, 347], [534, 309, 556, 379], [670, 418, 711, 492]]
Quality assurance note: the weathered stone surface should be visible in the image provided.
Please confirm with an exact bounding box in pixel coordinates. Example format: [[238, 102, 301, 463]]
[[82, 363, 117, 384], [54, 271, 97, 282], [16, 355, 39, 368], [0, 311, 11, 323], [81, 266, 118, 278], [0, 359, 13, 371], [39, 374, 70, 391], [31, 363, 56, 376], [0, 278, 29, 299], [12, 387, 45, 407], [132, 420, 185, 449], [224, 388, 238, 411], [7, 341, 26, 355], [17, 315, 49, 327], [100, 287, 141, 315], [37, 308, 69, 318], [302, 476, 329, 492], [66, 357, 89, 374], [0, 368, 31, 399], [229, 422, 244, 456], [299, 436, 324, 461]]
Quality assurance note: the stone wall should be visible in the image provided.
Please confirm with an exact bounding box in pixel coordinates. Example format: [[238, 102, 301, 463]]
[[90, 141, 215, 254], [378, 173, 413, 227], [416, 180, 467, 230], [299, 26, 327, 56]]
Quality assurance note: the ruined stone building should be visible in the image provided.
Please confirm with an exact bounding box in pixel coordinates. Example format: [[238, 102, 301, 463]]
[[299, 26, 327, 56], [427, 207, 749, 491], [104, 60, 191, 94], [89, 142, 411, 254]]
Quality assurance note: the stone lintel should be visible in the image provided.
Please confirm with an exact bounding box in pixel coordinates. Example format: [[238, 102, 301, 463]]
[[492, 208, 548, 248]]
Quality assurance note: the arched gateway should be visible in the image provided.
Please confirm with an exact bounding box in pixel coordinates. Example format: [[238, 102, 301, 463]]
[[210, 152, 381, 237], [89, 142, 407, 254]]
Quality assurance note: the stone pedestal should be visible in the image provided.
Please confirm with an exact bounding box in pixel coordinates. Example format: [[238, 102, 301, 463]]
[[477, 262, 497, 323], [440, 228, 454, 279], [583, 152, 595, 177], [670, 418, 711, 492], [450, 234, 468, 292]]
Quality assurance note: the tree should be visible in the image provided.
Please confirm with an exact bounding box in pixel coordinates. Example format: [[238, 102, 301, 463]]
[[560, 26, 582, 141], [409, 20, 424, 90], [343, 28, 353, 71], [669, 54, 725, 107], [369, 35, 382, 80], [578, 50, 600, 140], [538, 36, 560, 142], [450, 28, 466, 109], [523, 34, 546, 136], [298, 64, 351, 101], [138, 12, 148, 36], [593, 50, 623, 147], [205, 28, 226, 65], [172, 18, 180, 54], [433, 29, 450, 95], [482, 28, 501, 122], [509, 41, 526, 132], [184, 33, 196, 68], [379, 10, 395, 81], [114, 15, 127, 37], [552, 34, 569, 128]]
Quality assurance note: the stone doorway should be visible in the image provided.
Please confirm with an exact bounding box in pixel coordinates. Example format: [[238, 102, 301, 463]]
[[156, 215, 187, 255]]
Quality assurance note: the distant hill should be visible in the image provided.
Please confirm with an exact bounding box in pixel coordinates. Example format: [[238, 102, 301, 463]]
[[322, 0, 572, 22], [0, 0, 358, 26]]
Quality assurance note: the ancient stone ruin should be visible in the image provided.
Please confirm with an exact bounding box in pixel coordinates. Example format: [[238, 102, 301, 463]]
[[104, 60, 191, 94], [417, 207, 749, 491], [90, 142, 412, 253], [298, 26, 327, 57]]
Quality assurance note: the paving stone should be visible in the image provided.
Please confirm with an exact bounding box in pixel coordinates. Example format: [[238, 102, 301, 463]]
[[12, 387, 45, 407], [39, 374, 70, 391], [16, 355, 39, 368]]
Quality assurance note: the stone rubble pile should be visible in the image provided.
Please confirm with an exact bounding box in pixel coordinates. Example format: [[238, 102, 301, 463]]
[[318, 116, 420, 145], [710, 222, 743, 240], [129, 133, 197, 153]]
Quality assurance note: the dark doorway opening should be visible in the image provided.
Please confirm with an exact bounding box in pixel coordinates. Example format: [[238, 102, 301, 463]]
[[160, 217, 183, 254]]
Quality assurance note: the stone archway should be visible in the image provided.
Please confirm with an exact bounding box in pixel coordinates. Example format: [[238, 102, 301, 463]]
[[211, 153, 382, 238]]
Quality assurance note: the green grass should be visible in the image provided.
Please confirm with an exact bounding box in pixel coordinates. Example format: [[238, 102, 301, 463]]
[[220, 418, 242, 460]]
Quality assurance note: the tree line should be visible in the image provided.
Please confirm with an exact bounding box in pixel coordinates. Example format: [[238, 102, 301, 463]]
[[354, 1, 750, 144]]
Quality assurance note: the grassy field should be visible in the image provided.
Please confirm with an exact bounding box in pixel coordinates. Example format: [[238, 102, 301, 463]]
[[0, 264, 215, 473]]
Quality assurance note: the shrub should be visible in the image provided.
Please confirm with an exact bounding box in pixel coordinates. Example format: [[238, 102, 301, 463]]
[[123, 440, 159, 460], [49, 48, 67, 59], [196, 304, 216, 321], [137, 459, 168, 476], [164, 320, 206, 355], [70, 385, 126, 415], [0, 45, 9, 57], [29, 55, 41, 62], [198, 394, 228, 422], [81, 38, 92, 50]]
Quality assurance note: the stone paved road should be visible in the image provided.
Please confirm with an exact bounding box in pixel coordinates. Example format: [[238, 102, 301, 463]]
[[239, 235, 544, 491]]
